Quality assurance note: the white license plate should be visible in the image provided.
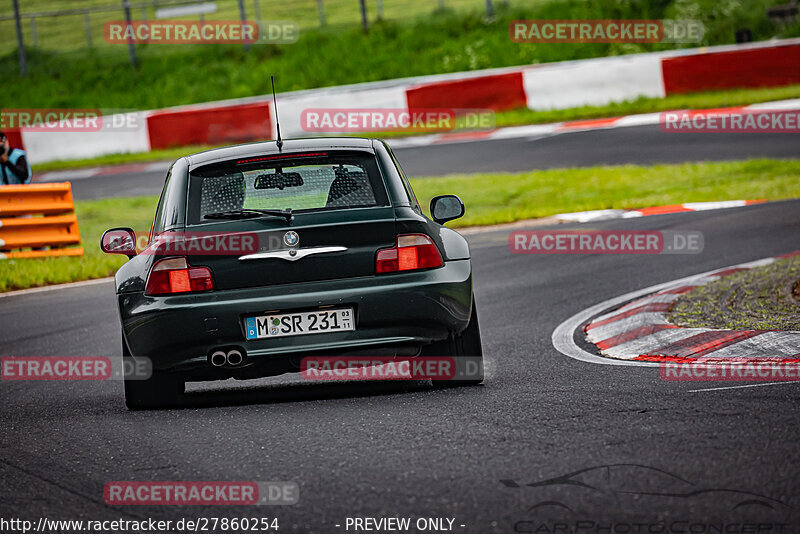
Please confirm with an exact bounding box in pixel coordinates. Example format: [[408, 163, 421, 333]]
[[245, 307, 354, 340]]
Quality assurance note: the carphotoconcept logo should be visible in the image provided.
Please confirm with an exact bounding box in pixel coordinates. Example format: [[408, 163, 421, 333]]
[[510, 19, 704, 43], [509, 231, 703, 255], [504, 464, 791, 531]]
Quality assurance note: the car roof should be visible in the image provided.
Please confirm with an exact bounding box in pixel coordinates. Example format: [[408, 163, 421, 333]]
[[185, 137, 377, 168]]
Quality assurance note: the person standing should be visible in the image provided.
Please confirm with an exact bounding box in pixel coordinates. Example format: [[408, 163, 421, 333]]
[[0, 131, 32, 185]]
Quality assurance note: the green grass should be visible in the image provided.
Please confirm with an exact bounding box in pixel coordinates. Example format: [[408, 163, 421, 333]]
[[0, 0, 500, 53], [667, 255, 800, 330], [34, 148, 199, 173], [3, 0, 798, 110], [410, 159, 800, 227], [31, 84, 800, 173], [3, 158, 799, 292], [0, 196, 155, 292]]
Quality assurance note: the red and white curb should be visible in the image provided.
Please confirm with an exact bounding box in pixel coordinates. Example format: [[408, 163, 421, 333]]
[[554, 200, 766, 223], [388, 98, 800, 149], [552, 252, 800, 367]]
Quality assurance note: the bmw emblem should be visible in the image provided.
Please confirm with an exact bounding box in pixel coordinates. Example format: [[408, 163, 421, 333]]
[[283, 231, 299, 247]]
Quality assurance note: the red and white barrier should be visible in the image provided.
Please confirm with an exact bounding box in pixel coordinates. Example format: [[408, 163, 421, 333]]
[[18, 38, 800, 164], [407, 72, 527, 112], [147, 102, 272, 150], [661, 41, 800, 95], [273, 84, 408, 141]]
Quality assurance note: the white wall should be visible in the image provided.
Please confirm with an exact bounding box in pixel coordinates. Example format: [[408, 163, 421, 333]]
[[272, 85, 409, 139], [22, 112, 151, 164], [523, 52, 666, 111]]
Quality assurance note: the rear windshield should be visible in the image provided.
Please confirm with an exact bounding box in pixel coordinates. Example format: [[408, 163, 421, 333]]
[[187, 151, 389, 225]]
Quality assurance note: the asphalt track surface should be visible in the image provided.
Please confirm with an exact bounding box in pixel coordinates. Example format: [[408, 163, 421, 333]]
[[54, 125, 800, 200], [2, 198, 800, 531]]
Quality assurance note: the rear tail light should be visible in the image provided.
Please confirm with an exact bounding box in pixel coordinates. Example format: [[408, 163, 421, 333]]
[[376, 234, 443, 274], [145, 257, 214, 295]]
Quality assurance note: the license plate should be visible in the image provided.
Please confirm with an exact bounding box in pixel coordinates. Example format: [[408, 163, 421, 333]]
[[245, 307, 354, 340]]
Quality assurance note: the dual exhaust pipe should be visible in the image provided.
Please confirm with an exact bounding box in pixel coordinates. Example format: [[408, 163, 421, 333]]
[[209, 347, 247, 368]]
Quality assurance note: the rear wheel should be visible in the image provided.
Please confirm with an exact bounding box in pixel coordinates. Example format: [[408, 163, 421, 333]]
[[426, 301, 484, 387], [122, 333, 184, 410]]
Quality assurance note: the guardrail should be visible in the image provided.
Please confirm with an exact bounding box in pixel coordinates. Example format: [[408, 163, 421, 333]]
[[0, 183, 84, 259]]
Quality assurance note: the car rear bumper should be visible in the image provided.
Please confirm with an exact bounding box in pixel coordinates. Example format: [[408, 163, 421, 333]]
[[119, 259, 473, 377]]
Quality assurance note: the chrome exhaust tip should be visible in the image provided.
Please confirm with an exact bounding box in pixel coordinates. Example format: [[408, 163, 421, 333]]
[[226, 349, 244, 366], [210, 351, 227, 367]]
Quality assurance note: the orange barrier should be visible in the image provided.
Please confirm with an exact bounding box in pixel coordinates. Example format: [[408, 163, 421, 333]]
[[0, 183, 77, 216], [0, 183, 84, 259]]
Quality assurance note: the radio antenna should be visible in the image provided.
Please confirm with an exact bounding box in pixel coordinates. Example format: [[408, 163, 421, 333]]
[[271, 75, 283, 151]]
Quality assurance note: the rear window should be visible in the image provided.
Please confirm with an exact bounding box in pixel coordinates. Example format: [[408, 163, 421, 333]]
[[187, 151, 389, 225]]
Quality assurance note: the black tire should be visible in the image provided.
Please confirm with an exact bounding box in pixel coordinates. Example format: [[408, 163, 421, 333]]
[[427, 301, 484, 387], [122, 333, 184, 410]]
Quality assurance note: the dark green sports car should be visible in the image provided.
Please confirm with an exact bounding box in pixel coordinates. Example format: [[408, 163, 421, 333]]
[[102, 138, 483, 409]]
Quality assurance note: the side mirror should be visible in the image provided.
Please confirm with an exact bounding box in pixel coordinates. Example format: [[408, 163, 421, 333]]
[[430, 195, 465, 225], [101, 227, 137, 258]]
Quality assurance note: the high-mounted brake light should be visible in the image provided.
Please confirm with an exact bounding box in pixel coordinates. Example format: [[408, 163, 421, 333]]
[[236, 152, 328, 165], [376, 234, 443, 274], [145, 257, 214, 295]]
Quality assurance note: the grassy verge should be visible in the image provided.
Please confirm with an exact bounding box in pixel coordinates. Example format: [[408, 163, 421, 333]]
[[3, 158, 799, 292], [0, 197, 156, 292], [410, 159, 800, 226], [34, 148, 200, 173], [3, 0, 799, 110], [32, 85, 800, 173], [667, 255, 800, 330]]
